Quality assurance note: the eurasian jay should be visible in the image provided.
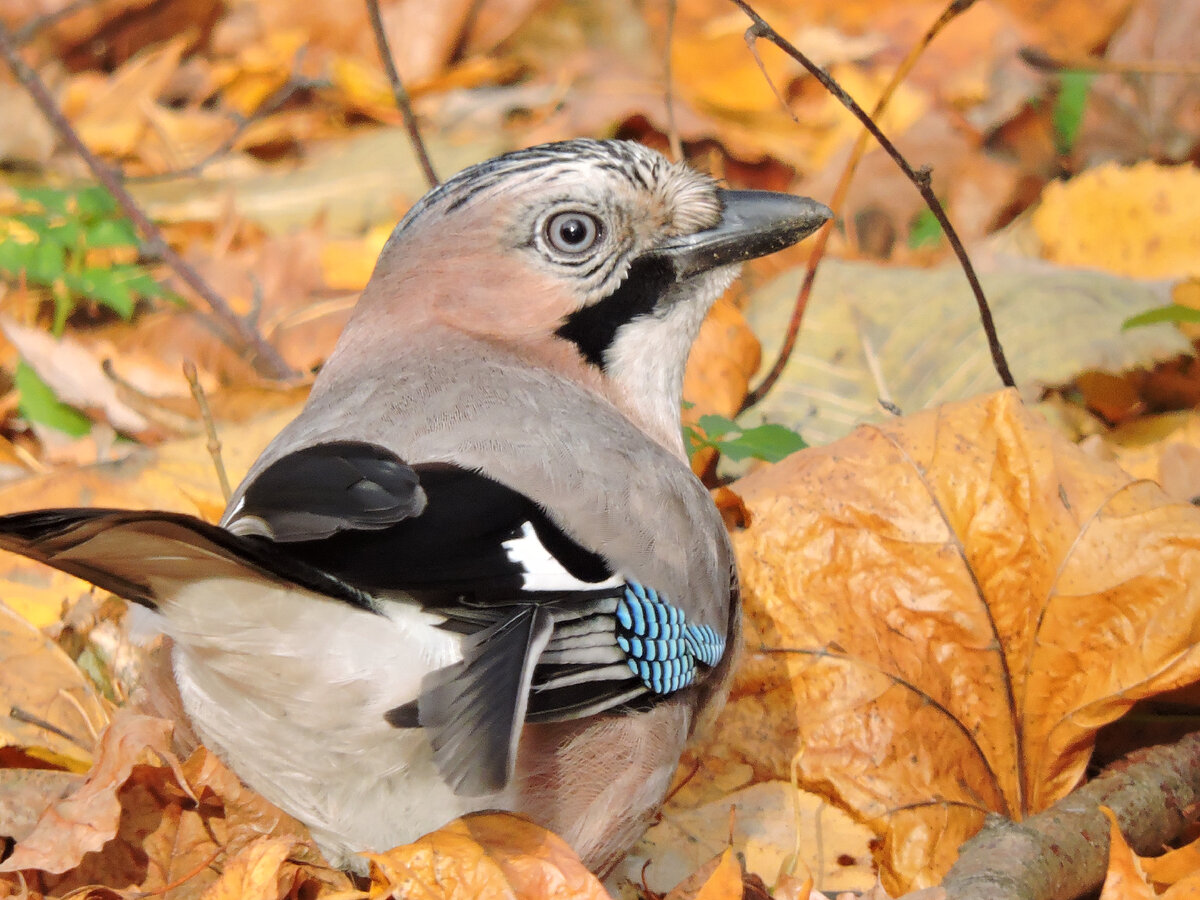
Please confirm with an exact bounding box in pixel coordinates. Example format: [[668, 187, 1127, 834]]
[[0, 140, 829, 873]]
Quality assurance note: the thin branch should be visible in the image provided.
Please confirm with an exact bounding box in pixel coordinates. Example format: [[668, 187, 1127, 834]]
[[662, 0, 683, 162], [741, 0, 981, 412], [364, 0, 439, 188], [183, 361, 232, 504], [730, 0, 1015, 406], [0, 23, 298, 381], [12, 0, 106, 46], [1020, 46, 1200, 76], [129, 73, 330, 184]]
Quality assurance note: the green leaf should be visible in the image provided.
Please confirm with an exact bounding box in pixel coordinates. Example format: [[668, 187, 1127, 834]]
[[12, 212, 55, 239], [908, 208, 944, 249], [44, 219, 85, 246], [0, 240, 39, 278], [112, 265, 167, 298], [712, 423, 807, 462], [15, 186, 70, 215], [27, 240, 66, 284], [72, 186, 118, 220], [686, 414, 807, 463], [66, 268, 136, 317], [14, 360, 91, 437], [85, 217, 139, 249], [696, 413, 739, 439], [1122, 304, 1200, 330], [1053, 72, 1093, 155]]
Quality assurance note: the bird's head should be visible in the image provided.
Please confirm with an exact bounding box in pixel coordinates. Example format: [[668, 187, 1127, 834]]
[[349, 139, 830, 451]]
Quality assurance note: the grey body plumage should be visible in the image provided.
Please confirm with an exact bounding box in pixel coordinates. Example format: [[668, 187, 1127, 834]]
[[0, 139, 829, 874]]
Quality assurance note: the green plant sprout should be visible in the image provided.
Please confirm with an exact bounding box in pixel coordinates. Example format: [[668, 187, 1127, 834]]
[[684, 413, 807, 463], [0, 184, 171, 334]]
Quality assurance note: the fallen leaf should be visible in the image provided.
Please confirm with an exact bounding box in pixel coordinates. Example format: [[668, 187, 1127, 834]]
[[621, 779, 874, 897], [0, 601, 110, 771], [367, 812, 610, 900], [719, 389, 1200, 891], [2, 318, 157, 440], [62, 35, 189, 161], [1075, 0, 1200, 167], [0, 768, 81, 844], [665, 847, 744, 900], [989, 0, 1132, 55], [743, 259, 1192, 447], [1032, 162, 1200, 280], [1, 712, 172, 874], [197, 835, 296, 900], [1099, 807, 1156, 900]]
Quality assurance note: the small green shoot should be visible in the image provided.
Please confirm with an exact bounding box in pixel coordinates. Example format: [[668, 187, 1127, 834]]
[[1053, 72, 1093, 156], [1122, 304, 1200, 331], [908, 207, 943, 249], [685, 413, 807, 463], [0, 184, 172, 334], [14, 360, 91, 437]]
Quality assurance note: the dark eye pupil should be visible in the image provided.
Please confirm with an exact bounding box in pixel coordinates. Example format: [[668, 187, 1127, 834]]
[[558, 218, 587, 244]]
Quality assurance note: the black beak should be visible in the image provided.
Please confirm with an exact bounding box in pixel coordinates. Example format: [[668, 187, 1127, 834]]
[[650, 190, 832, 281]]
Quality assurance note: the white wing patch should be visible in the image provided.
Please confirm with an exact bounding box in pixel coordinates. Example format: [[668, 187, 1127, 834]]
[[502, 522, 622, 591]]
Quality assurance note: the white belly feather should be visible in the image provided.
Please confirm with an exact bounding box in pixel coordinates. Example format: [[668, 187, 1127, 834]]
[[154, 576, 498, 871]]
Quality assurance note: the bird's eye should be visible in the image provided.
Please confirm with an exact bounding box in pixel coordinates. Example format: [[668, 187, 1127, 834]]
[[546, 212, 600, 254]]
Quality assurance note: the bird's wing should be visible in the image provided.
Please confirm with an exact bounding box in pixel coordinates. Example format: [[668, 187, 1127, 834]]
[[0, 440, 718, 796]]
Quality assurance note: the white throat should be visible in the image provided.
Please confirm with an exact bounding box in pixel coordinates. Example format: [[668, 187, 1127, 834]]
[[602, 266, 739, 458]]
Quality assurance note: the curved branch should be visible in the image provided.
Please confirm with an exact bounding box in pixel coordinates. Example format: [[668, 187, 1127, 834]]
[[0, 23, 298, 381], [729, 0, 1015, 396], [364, 0, 439, 188]]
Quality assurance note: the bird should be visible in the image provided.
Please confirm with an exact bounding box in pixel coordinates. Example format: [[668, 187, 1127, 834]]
[[0, 139, 829, 874]]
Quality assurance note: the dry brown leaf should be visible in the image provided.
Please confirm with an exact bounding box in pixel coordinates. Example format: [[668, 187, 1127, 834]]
[[990, 0, 1132, 54], [2, 318, 159, 440], [718, 389, 1200, 891], [367, 812, 610, 900], [1099, 807, 1156, 900], [1, 712, 172, 874], [62, 35, 189, 160], [665, 847, 744, 900], [1033, 162, 1200, 280], [0, 768, 81, 845], [196, 835, 296, 900], [0, 710, 343, 899], [0, 601, 109, 771]]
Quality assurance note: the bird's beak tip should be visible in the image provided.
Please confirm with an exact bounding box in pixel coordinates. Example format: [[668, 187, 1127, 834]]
[[654, 189, 832, 280]]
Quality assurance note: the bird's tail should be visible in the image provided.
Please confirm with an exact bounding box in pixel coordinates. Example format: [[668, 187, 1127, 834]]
[[0, 509, 372, 610]]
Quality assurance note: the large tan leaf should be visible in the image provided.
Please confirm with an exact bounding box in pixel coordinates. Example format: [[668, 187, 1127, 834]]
[[717, 390, 1200, 891], [743, 260, 1192, 446], [0, 602, 109, 772], [1033, 162, 1200, 280]]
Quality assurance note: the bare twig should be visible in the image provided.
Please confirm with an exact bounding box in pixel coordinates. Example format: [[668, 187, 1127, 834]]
[[0, 23, 298, 381], [183, 361, 232, 503], [12, 0, 105, 46], [9, 705, 89, 751], [742, 0, 981, 412], [730, 0, 1015, 407], [364, 0, 439, 188], [1020, 46, 1200, 76], [129, 73, 330, 184], [662, 0, 683, 162]]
